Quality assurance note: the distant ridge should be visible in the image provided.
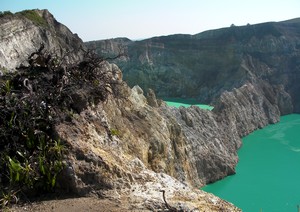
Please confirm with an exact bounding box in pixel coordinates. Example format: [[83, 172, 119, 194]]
[[280, 17, 300, 24], [85, 17, 300, 113], [0, 9, 85, 71]]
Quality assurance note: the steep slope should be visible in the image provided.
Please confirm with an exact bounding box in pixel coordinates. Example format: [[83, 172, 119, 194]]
[[0, 10, 241, 211], [0, 9, 85, 72], [85, 18, 300, 112]]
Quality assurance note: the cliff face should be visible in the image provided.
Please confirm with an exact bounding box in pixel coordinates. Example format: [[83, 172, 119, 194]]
[[54, 67, 287, 210], [86, 19, 300, 113], [0, 10, 242, 211], [3, 10, 298, 210], [50, 60, 243, 210], [0, 9, 85, 72], [54, 73, 242, 210]]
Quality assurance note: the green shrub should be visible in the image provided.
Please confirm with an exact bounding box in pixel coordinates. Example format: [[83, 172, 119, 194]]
[[17, 10, 47, 27], [0, 48, 68, 207], [0, 44, 118, 208], [0, 11, 13, 17]]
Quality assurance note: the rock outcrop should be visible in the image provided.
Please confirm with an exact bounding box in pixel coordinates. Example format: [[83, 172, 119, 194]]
[[86, 18, 300, 113], [0, 9, 85, 72], [54, 62, 241, 210], [214, 81, 293, 136], [54, 68, 288, 209]]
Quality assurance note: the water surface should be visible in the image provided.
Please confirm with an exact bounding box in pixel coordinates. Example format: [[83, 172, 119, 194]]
[[164, 98, 214, 110], [203, 114, 300, 212]]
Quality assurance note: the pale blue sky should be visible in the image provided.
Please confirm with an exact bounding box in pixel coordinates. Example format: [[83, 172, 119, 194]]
[[1, 0, 299, 41]]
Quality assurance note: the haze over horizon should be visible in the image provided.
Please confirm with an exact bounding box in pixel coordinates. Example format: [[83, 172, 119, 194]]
[[1, 0, 299, 41]]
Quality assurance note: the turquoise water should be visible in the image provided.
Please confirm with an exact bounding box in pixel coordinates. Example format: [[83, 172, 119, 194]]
[[164, 98, 214, 110], [203, 114, 300, 212]]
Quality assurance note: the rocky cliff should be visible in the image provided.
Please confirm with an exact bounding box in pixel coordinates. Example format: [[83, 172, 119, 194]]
[[0, 10, 242, 211], [0, 9, 85, 72], [86, 18, 300, 113], [3, 9, 299, 211], [55, 76, 241, 210], [53, 66, 285, 210]]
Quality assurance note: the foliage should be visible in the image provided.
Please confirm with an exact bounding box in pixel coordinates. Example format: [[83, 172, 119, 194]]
[[17, 10, 48, 27], [0, 11, 13, 17], [0, 66, 9, 75], [0, 189, 19, 210], [110, 128, 120, 136], [0, 44, 118, 207]]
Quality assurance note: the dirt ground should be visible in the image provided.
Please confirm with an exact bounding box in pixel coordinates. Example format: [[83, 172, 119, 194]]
[[8, 197, 149, 212]]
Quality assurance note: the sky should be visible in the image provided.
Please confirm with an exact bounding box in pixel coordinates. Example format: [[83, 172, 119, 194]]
[[0, 0, 299, 41]]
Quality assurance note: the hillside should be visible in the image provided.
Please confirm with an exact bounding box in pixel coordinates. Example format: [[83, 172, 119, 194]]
[[0, 9, 85, 72], [85, 18, 300, 112], [0, 9, 242, 211]]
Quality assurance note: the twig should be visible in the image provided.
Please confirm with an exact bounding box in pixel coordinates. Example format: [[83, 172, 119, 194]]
[[160, 190, 178, 212]]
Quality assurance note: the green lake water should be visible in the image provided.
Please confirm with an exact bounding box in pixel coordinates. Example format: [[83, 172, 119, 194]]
[[164, 98, 214, 110], [203, 114, 300, 212]]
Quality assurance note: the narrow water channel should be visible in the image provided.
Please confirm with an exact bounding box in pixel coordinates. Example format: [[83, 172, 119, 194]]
[[164, 98, 214, 110]]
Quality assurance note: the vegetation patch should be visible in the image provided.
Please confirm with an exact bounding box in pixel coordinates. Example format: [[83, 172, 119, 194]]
[[0, 66, 9, 75], [17, 10, 48, 27], [0, 11, 13, 17], [0, 45, 119, 208], [110, 128, 120, 136]]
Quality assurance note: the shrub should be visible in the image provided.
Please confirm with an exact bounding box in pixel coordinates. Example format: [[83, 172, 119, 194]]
[[0, 11, 13, 17], [0, 44, 121, 208], [17, 10, 47, 27]]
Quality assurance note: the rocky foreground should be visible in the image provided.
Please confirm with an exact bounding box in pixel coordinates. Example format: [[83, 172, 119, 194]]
[[1, 9, 297, 211]]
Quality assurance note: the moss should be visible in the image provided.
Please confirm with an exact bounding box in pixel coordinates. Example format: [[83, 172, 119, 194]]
[[17, 10, 48, 27]]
